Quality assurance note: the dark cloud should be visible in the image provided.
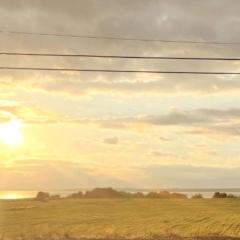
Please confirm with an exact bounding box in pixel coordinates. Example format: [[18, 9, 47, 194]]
[[72, 108, 240, 139], [1, 1, 240, 96], [1, 0, 240, 44], [93, 108, 240, 126], [144, 108, 240, 125]]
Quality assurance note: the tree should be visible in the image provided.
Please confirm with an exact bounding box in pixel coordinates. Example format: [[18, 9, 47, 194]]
[[36, 191, 50, 201]]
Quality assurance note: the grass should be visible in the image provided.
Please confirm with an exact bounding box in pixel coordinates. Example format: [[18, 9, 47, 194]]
[[1, 198, 240, 239]]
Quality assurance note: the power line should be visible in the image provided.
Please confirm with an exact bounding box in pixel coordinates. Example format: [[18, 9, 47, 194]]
[[1, 52, 240, 61], [1, 30, 240, 45], [1, 66, 240, 74]]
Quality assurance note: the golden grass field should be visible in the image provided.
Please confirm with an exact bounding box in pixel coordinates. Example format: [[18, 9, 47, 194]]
[[1, 198, 240, 239]]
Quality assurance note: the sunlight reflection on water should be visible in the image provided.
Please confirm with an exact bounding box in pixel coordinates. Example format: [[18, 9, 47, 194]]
[[0, 191, 37, 200]]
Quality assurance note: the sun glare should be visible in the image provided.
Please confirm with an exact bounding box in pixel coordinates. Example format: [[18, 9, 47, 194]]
[[0, 192, 24, 200], [0, 120, 23, 146]]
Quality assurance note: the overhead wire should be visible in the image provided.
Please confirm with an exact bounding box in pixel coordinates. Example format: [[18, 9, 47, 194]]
[[1, 30, 240, 45], [1, 52, 240, 61], [1, 67, 240, 75]]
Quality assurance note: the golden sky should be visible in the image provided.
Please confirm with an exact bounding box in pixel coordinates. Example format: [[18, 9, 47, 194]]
[[1, 0, 240, 189]]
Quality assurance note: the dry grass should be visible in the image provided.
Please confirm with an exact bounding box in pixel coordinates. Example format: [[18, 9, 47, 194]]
[[1, 198, 240, 239]]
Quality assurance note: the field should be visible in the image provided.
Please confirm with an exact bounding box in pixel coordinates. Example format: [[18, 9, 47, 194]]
[[1, 198, 240, 239]]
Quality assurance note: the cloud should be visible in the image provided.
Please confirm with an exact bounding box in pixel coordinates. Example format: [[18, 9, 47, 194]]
[[0, 114, 11, 123], [1, 0, 240, 190], [159, 136, 171, 142], [150, 151, 176, 158], [0, 100, 69, 124], [70, 108, 240, 139], [1, 160, 240, 189], [1, 0, 240, 97], [0, 101, 19, 122], [144, 164, 240, 188], [140, 108, 240, 126], [0, 160, 146, 189], [1, 99, 240, 140], [103, 137, 119, 145], [3, 74, 240, 97]]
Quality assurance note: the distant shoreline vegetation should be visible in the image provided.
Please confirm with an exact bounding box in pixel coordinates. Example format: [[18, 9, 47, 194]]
[[35, 188, 240, 201]]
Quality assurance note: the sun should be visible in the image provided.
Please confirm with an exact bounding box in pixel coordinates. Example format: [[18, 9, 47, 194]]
[[0, 120, 23, 146]]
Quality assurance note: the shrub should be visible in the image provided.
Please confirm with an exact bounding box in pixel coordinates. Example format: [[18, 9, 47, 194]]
[[171, 192, 188, 199], [147, 192, 161, 198], [213, 192, 227, 198], [191, 194, 203, 199], [68, 191, 84, 198], [50, 194, 61, 200], [133, 192, 145, 198], [146, 191, 187, 199], [227, 193, 237, 198]]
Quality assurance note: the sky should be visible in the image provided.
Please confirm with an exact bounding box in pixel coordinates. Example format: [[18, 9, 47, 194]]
[[1, 0, 240, 189]]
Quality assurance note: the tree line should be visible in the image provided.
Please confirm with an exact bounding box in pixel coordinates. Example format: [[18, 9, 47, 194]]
[[35, 188, 240, 201]]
